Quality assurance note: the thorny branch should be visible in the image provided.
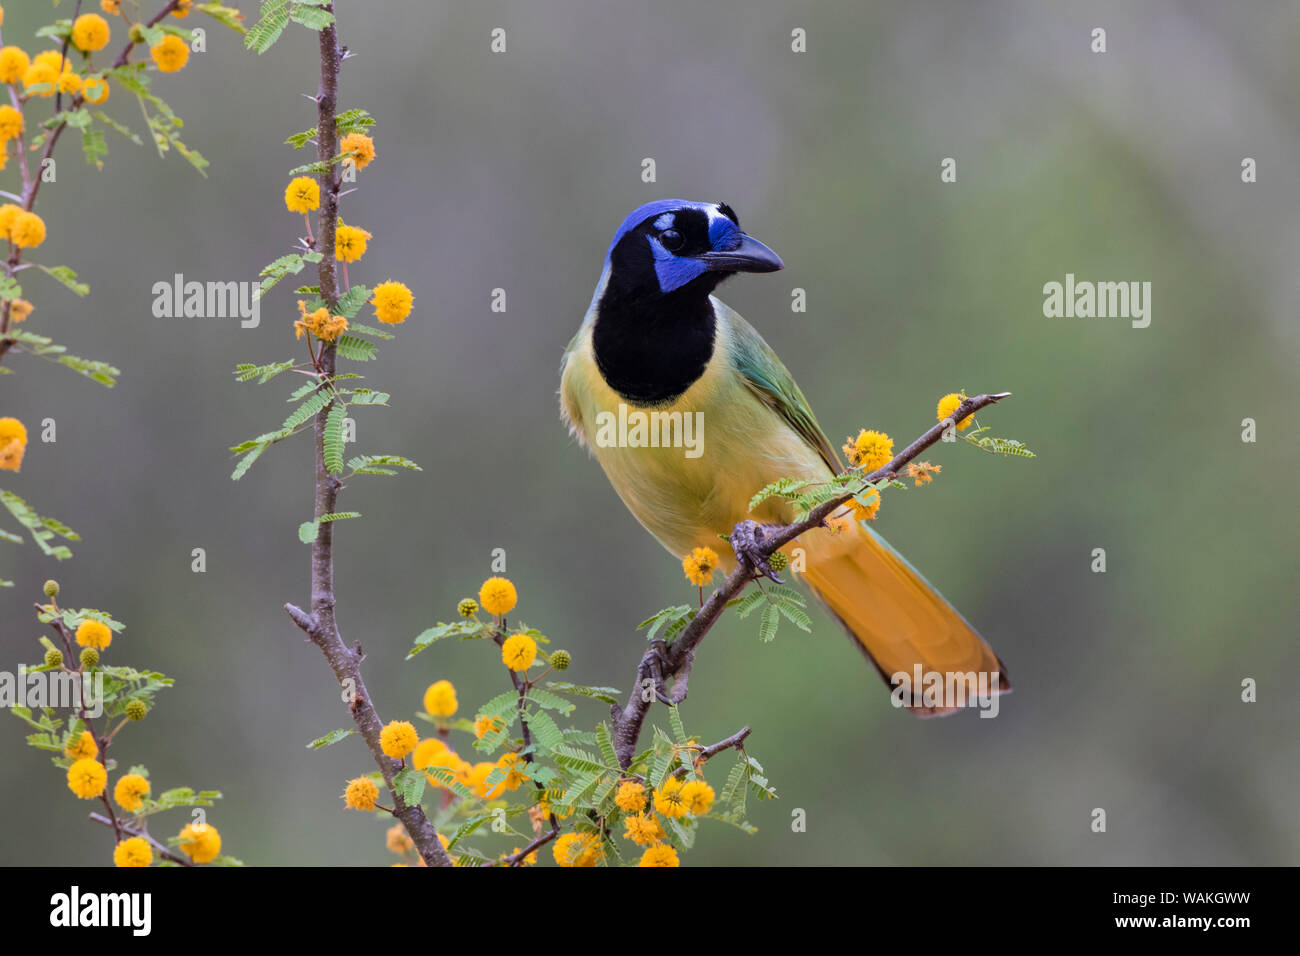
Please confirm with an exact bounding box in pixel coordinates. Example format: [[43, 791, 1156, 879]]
[[281, 4, 453, 868], [0, 0, 183, 364], [607, 391, 1013, 768]]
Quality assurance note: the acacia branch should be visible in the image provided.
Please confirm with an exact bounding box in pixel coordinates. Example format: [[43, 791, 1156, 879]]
[[608, 391, 1012, 767], [282, 4, 452, 868], [0, 0, 183, 363]]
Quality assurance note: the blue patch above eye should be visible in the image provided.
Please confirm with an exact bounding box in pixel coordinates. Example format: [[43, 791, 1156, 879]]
[[708, 215, 741, 251], [648, 235, 707, 293], [654, 213, 676, 231]]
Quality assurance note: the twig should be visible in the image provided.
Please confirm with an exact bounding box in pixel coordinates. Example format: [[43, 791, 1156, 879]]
[[608, 391, 1012, 767], [282, 3, 452, 868], [88, 813, 194, 866]]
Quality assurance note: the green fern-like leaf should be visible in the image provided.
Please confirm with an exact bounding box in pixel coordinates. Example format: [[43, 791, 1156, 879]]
[[323, 404, 346, 474], [334, 335, 376, 362]]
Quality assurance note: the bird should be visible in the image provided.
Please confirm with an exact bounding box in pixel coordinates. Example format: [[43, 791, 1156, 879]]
[[559, 199, 1008, 714]]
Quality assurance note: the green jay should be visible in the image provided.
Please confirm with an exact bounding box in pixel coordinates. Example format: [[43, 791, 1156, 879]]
[[560, 200, 1008, 714]]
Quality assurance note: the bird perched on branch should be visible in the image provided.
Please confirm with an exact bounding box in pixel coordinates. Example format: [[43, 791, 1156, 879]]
[[560, 200, 1008, 714]]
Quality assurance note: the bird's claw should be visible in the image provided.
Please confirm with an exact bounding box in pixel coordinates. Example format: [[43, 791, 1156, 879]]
[[729, 520, 785, 583]]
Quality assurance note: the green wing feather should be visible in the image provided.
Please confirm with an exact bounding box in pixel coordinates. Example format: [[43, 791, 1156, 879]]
[[723, 304, 843, 475]]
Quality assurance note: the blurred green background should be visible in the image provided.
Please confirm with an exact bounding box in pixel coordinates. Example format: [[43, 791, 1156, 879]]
[[2, 0, 1297, 866]]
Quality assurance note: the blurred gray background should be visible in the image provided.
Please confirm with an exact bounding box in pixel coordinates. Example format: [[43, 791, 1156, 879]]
[[2, 0, 1297, 865]]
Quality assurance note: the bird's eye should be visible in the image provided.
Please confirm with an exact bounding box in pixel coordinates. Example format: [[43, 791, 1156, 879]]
[[659, 229, 684, 252]]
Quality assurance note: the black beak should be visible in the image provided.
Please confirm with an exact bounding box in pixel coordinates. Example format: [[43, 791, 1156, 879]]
[[698, 233, 784, 273]]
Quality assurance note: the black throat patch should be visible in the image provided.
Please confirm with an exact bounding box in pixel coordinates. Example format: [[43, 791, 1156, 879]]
[[592, 283, 718, 406]]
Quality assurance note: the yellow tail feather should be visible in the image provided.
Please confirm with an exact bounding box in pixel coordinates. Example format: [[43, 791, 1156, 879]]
[[802, 524, 1010, 717]]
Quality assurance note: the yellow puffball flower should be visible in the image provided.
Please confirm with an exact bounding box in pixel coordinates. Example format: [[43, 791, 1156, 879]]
[[75, 619, 113, 651], [849, 486, 881, 523], [0, 416, 27, 448], [479, 576, 518, 617], [33, 49, 66, 70], [411, 737, 450, 770], [621, 813, 664, 846], [284, 176, 319, 214], [422, 679, 458, 717], [843, 428, 894, 471], [10, 210, 47, 249], [177, 822, 221, 863], [343, 776, 380, 811], [552, 832, 601, 867], [637, 843, 680, 867], [370, 280, 413, 325], [936, 392, 974, 430], [680, 779, 715, 815], [497, 752, 528, 791], [0, 203, 22, 240], [501, 633, 537, 672], [379, 720, 418, 759], [468, 761, 496, 798], [0, 46, 28, 84], [72, 14, 112, 53], [340, 131, 375, 170], [101, 1, 123, 14], [173, 0, 194, 17], [0, 416, 26, 472], [473, 714, 504, 739], [66, 757, 107, 799], [65, 729, 98, 760], [114, 773, 150, 812], [615, 780, 648, 814], [0, 104, 22, 141], [150, 35, 189, 73], [653, 777, 689, 818], [82, 74, 109, 105], [682, 546, 719, 587], [113, 836, 153, 868], [9, 298, 33, 322], [334, 222, 372, 263], [57, 70, 82, 95], [386, 823, 414, 854], [22, 62, 59, 97]]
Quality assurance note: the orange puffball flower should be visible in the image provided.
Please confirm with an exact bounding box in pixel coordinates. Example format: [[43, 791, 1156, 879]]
[[0, 47, 30, 84], [343, 776, 380, 811], [680, 779, 715, 815], [379, 720, 418, 759], [478, 576, 517, 616], [284, 176, 319, 214], [113, 837, 153, 868], [370, 280, 413, 325], [72, 14, 112, 53], [334, 222, 372, 263], [422, 679, 458, 717], [0, 416, 27, 473], [177, 822, 221, 863], [22, 62, 58, 98], [114, 773, 150, 812], [0, 104, 22, 141], [638, 843, 680, 867], [9, 299, 34, 322], [653, 777, 689, 818], [552, 832, 601, 867], [150, 35, 189, 74], [10, 210, 47, 249], [843, 428, 893, 472], [82, 74, 110, 104], [340, 132, 375, 170], [75, 619, 113, 651], [936, 392, 974, 431], [66, 758, 107, 799], [65, 730, 98, 760], [682, 546, 719, 587], [501, 633, 537, 672]]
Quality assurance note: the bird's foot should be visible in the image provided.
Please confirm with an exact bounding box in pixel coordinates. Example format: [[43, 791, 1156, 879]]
[[729, 520, 785, 583], [640, 640, 676, 706]]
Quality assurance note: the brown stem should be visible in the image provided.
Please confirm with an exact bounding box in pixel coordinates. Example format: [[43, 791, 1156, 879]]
[[283, 5, 452, 868], [608, 391, 1013, 767]]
